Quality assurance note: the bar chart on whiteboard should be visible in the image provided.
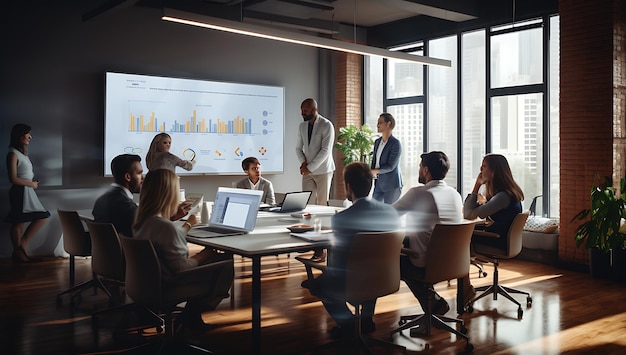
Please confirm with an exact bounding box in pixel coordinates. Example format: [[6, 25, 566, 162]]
[[104, 72, 284, 175]]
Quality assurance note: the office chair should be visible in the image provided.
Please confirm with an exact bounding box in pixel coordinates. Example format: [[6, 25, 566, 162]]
[[120, 236, 233, 353], [56, 209, 107, 308], [87, 222, 161, 334], [467, 213, 533, 319], [390, 223, 475, 352], [298, 231, 407, 354]]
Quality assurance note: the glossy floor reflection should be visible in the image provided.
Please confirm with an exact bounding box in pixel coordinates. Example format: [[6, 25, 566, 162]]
[[2, 248, 626, 354]]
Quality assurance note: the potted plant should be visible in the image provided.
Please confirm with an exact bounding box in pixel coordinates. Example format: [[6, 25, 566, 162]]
[[571, 175, 626, 278], [334, 124, 374, 166]]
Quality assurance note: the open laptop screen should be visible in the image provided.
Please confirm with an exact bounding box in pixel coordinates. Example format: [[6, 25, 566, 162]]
[[211, 187, 264, 232]]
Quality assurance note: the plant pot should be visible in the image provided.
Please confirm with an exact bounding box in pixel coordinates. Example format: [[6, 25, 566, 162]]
[[589, 247, 611, 278], [611, 247, 626, 282]]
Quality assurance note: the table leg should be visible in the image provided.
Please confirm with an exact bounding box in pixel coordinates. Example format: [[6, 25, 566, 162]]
[[252, 256, 261, 354]]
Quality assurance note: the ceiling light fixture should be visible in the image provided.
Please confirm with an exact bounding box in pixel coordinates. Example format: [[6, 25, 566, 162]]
[[162, 8, 451, 67]]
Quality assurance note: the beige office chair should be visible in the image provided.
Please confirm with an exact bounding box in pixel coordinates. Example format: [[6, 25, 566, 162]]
[[298, 231, 407, 354], [120, 236, 233, 353], [468, 212, 532, 319], [390, 223, 475, 352], [56, 209, 106, 308]]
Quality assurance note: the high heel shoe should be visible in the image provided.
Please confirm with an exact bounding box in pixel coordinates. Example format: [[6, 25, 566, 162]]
[[12, 248, 30, 263]]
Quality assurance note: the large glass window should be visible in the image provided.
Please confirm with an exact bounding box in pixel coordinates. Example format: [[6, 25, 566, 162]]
[[386, 50, 424, 99], [364, 16, 559, 217], [491, 93, 543, 209], [461, 30, 486, 196], [428, 36, 458, 188], [490, 28, 543, 88], [387, 104, 424, 187], [364, 56, 384, 128], [549, 16, 560, 217]]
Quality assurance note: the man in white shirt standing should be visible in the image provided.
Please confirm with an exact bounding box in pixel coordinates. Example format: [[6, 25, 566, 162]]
[[296, 98, 335, 262], [393, 151, 475, 315]]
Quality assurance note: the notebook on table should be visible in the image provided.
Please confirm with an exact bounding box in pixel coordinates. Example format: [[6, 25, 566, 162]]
[[264, 191, 312, 213], [193, 187, 264, 238]]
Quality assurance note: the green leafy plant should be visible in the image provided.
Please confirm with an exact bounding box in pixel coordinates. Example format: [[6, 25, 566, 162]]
[[334, 124, 374, 166], [571, 175, 626, 252]]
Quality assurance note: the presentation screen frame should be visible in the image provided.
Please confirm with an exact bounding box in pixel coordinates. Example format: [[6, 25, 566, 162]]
[[104, 71, 285, 176]]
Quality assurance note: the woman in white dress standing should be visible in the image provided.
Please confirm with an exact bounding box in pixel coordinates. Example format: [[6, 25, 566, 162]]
[[5, 124, 50, 263]]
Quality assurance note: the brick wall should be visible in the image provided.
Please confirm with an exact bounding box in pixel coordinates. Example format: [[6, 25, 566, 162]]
[[333, 51, 363, 200], [559, 0, 618, 263]]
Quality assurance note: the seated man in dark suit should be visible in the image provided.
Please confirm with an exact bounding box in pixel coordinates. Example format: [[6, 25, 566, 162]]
[[92, 154, 144, 237], [93, 154, 191, 237], [302, 162, 399, 338]]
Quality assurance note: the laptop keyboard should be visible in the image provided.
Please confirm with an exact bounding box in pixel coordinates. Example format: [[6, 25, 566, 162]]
[[195, 226, 244, 238]]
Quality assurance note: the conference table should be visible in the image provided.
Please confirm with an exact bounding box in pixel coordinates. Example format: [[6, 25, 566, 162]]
[[186, 205, 337, 354]]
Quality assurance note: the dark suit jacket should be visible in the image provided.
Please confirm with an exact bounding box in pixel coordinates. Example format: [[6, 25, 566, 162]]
[[326, 197, 400, 284], [371, 135, 403, 192], [92, 185, 138, 238]]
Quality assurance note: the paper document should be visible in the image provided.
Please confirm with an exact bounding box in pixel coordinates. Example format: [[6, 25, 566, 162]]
[[290, 230, 334, 242]]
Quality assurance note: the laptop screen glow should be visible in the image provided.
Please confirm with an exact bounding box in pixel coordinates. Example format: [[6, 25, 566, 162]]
[[211, 187, 264, 231]]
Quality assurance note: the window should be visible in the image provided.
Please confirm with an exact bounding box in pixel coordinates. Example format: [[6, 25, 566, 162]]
[[428, 36, 458, 188], [363, 16, 559, 217], [461, 30, 487, 196], [491, 93, 544, 206]]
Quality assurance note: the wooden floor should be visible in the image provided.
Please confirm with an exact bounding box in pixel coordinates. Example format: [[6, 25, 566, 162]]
[[2, 246, 626, 355]]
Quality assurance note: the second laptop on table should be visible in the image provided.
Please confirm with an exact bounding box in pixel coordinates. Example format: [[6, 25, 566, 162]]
[[265, 191, 312, 213]]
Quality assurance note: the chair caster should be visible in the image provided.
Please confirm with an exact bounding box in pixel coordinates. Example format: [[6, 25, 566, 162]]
[[527, 296, 533, 306], [466, 304, 474, 313], [465, 342, 474, 352], [517, 308, 523, 319], [460, 325, 468, 334], [480, 271, 487, 278]]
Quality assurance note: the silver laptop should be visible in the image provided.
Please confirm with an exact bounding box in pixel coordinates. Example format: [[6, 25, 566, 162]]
[[195, 187, 264, 237], [267, 191, 312, 213]]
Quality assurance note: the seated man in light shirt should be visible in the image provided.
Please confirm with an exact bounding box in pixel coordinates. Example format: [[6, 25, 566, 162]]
[[235, 156, 276, 205], [393, 151, 475, 315]]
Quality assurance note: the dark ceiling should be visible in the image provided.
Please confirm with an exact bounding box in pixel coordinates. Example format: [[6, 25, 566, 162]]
[[84, 0, 558, 48]]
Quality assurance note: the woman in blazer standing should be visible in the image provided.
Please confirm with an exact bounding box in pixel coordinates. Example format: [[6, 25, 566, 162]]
[[371, 113, 403, 203]]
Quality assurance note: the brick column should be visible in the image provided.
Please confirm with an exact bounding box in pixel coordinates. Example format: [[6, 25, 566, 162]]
[[333, 51, 363, 200], [559, 0, 624, 264]]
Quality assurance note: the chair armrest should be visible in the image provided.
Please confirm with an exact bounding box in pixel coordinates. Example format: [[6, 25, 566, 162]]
[[472, 230, 500, 238], [295, 256, 327, 272], [170, 259, 233, 284], [295, 256, 326, 282], [401, 247, 419, 258]]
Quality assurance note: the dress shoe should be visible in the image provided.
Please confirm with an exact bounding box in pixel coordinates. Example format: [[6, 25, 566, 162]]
[[432, 298, 450, 315], [310, 250, 326, 263], [463, 285, 477, 308], [12, 248, 30, 263]]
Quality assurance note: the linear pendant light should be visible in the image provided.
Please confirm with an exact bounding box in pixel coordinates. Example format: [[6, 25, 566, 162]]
[[162, 8, 451, 67]]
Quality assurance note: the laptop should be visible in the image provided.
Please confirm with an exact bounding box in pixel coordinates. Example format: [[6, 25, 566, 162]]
[[194, 187, 264, 238], [266, 191, 312, 213]]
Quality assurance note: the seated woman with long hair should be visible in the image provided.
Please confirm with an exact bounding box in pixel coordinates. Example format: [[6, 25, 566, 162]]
[[132, 169, 233, 328], [463, 154, 524, 248]]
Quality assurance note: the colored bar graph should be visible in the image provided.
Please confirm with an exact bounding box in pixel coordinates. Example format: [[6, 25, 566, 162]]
[[128, 110, 252, 134]]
